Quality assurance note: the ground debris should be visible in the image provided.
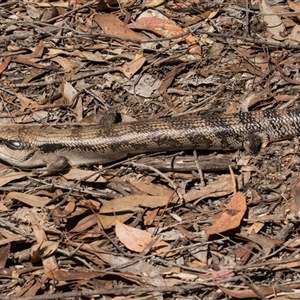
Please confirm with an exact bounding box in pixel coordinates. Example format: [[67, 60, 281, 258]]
[[1, 0, 300, 299]]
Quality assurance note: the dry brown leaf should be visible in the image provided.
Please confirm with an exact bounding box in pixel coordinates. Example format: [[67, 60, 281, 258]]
[[63, 168, 107, 182], [143, 0, 165, 7], [239, 232, 277, 256], [98, 212, 134, 230], [100, 194, 171, 213], [61, 80, 78, 105], [0, 227, 26, 245], [81, 51, 106, 62], [183, 174, 242, 203], [158, 64, 186, 94], [12, 41, 49, 72], [31, 241, 59, 263], [5, 192, 53, 207], [94, 14, 146, 42], [289, 176, 300, 213], [234, 242, 254, 265], [28, 40, 45, 59], [284, 237, 300, 248], [23, 68, 49, 85], [30, 213, 60, 280], [288, 0, 300, 20], [201, 268, 235, 281], [273, 257, 300, 271], [115, 219, 172, 255], [0, 201, 8, 212], [99, 195, 171, 229], [259, 0, 286, 41], [64, 201, 76, 215], [123, 55, 146, 79], [128, 17, 196, 45], [0, 237, 26, 247], [287, 24, 300, 46], [16, 281, 43, 298], [166, 0, 201, 10], [41, 6, 58, 22], [0, 245, 10, 268], [48, 48, 81, 58], [144, 208, 159, 225], [128, 9, 203, 54], [96, 251, 166, 285], [70, 214, 98, 233], [185, 7, 218, 26], [26, 4, 40, 20], [220, 283, 300, 298], [0, 56, 11, 74], [51, 56, 73, 73], [248, 222, 264, 234], [274, 94, 295, 103], [0, 268, 13, 279], [131, 182, 174, 197], [53, 269, 105, 281], [16, 93, 38, 111], [51, 199, 96, 219], [206, 192, 247, 235]]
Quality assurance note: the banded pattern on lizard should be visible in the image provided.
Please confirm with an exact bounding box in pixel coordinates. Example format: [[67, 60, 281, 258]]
[[0, 108, 299, 174]]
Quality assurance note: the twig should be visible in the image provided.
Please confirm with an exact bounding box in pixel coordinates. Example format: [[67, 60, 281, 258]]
[[129, 162, 183, 200], [0, 283, 209, 300], [193, 150, 205, 186]]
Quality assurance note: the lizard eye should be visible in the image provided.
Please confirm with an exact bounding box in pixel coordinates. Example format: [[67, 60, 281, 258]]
[[4, 140, 27, 150]]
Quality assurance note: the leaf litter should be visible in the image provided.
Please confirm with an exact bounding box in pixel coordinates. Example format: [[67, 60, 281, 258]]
[[1, 0, 300, 299]]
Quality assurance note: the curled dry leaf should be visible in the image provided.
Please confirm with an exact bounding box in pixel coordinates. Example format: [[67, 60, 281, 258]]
[[206, 192, 247, 235], [123, 54, 146, 79], [61, 80, 78, 105], [115, 220, 172, 256], [31, 241, 59, 263], [51, 56, 73, 73]]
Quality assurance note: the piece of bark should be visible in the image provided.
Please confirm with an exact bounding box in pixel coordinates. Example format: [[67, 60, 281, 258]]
[[137, 154, 237, 172]]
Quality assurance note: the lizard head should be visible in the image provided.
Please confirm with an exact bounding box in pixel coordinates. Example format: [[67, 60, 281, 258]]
[[0, 138, 37, 168], [0, 127, 40, 168]]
